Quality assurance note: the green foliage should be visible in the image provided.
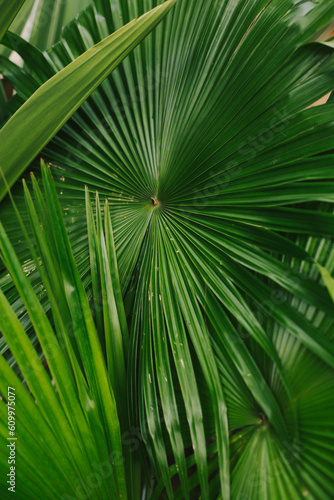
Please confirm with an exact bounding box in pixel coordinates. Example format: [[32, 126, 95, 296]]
[[0, 0, 26, 43], [1, 0, 334, 499], [0, 163, 134, 499], [0, 0, 91, 60], [0, 0, 177, 201]]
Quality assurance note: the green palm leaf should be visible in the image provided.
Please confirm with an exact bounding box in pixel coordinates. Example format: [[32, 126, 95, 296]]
[[3, 0, 91, 50], [1, 0, 334, 499], [0, 0, 177, 200], [0, 0, 26, 43], [0, 163, 132, 499]]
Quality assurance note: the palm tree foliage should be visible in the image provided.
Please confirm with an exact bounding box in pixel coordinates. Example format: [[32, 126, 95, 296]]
[[1, 0, 334, 499], [0, 0, 91, 53]]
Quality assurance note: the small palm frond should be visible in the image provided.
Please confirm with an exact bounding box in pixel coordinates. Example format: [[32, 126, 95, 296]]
[[0, 162, 136, 500]]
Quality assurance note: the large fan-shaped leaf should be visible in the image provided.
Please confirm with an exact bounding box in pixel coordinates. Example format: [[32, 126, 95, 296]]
[[1, 0, 334, 498]]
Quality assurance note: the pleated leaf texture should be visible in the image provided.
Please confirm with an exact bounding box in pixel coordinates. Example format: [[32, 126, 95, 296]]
[[1, 0, 334, 499]]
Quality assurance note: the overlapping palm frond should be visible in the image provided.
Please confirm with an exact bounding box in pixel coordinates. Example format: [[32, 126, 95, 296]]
[[0, 163, 139, 500], [1, 0, 334, 499]]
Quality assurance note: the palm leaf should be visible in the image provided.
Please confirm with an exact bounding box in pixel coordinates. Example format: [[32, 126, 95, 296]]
[[0, 162, 140, 499], [0, 0, 26, 42], [3, 0, 91, 51], [1, 0, 334, 498], [0, 0, 177, 200]]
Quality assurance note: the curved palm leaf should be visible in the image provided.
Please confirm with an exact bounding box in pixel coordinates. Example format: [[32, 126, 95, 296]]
[[1, 0, 334, 499]]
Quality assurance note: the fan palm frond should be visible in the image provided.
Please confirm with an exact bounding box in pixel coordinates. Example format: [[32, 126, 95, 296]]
[[1, 0, 334, 498]]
